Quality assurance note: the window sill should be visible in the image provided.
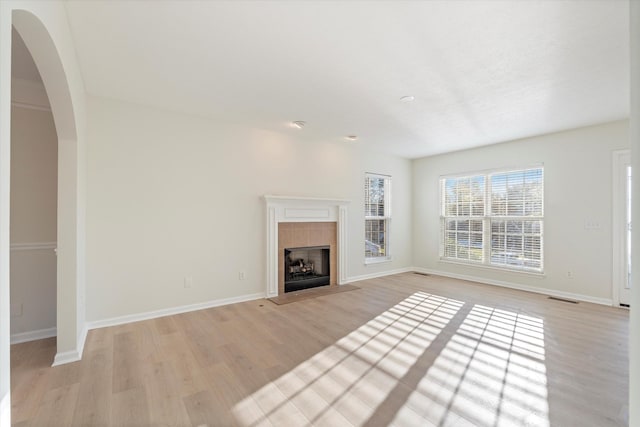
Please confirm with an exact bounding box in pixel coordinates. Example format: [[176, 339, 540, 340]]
[[365, 257, 393, 266], [439, 258, 545, 278]]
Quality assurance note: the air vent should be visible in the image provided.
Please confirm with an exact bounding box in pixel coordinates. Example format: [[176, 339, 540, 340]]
[[414, 272, 431, 277], [548, 296, 578, 304]]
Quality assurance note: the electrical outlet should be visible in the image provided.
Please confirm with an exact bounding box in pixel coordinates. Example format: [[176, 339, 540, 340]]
[[567, 271, 573, 279], [239, 271, 246, 280], [184, 276, 193, 288]]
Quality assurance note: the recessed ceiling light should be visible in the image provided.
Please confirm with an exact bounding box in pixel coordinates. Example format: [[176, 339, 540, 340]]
[[291, 121, 306, 129], [345, 135, 358, 141], [400, 95, 415, 102]]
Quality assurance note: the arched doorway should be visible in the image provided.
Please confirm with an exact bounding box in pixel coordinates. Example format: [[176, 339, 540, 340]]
[[2, 6, 85, 424], [10, 27, 59, 346], [10, 9, 82, 365]]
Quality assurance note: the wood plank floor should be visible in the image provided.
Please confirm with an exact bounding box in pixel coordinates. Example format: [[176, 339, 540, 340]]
[[11, 273, 629, 426]]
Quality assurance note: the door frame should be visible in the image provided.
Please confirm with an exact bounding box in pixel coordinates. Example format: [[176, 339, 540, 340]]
[[612, 149, 631, 307]]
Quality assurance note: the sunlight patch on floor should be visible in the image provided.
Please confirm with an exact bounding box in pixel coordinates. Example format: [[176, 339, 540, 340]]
[[232, 295, 549, 426], [233, 292, 464, 426], [396, 305, 549, 427]]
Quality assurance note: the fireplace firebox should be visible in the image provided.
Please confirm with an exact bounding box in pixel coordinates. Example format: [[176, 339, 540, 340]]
[[284, 246, 330, 293]]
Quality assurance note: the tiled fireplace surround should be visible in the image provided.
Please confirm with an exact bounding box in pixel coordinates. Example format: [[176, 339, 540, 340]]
[[264, 196, 349, 297], [278, 222, 336, 295]]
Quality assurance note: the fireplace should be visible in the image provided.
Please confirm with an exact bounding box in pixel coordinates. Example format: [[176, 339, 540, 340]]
[[264, 195, 350, 297], [284, 246, 330, 293], [277, 222, 337, 295]]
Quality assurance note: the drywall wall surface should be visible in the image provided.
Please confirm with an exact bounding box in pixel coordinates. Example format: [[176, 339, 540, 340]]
[[1, 0, 88, 420], [4, 1, 88, 362], [10, 106, 57, 242], [10, 105, 57, 335], [0, 3, 12, 424], [412, 120, 629, 301], [85, 96, 412, 322]]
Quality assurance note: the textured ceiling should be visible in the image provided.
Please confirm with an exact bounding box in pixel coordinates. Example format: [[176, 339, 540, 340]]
[[64, 0, 629, 158]]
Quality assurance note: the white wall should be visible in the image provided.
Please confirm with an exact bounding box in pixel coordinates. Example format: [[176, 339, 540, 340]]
[[10, 3, 87, 366], [0, 5, 11, 423], [629, 3, 639, 425], [10, 104, 57, 338], [1, 1, 87, 423], [412, 120, 629, 303], [85, 96, 412, 322]]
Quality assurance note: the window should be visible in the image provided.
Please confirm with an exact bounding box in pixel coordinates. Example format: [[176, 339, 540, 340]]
[[365, 173, 391, 262], [440, 167, 543, 272]]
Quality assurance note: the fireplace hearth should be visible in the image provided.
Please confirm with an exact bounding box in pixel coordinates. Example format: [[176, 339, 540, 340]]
[[284, 246, 330, 293]]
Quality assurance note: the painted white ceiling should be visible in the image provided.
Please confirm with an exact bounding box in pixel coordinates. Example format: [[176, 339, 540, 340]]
[[64, 0, 629, 159]]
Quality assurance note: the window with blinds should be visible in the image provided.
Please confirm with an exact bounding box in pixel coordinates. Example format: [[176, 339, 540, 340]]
[[365, 173, 391, 262], [440, 167, 543, 272]]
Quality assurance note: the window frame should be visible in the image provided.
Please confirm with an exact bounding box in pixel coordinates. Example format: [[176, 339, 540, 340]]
[[439, 166, 544, 273], [365, 173, 392, 264]]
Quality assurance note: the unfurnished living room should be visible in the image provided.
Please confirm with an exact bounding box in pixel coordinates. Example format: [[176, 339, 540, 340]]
[[0, 1, 638, 426]]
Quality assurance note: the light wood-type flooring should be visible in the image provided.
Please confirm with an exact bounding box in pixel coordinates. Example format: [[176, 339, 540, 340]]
[[11, 273, 629, 426]]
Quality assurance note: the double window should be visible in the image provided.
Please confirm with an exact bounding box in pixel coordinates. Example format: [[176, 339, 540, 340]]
[[365, 173, 391, 263], [440, 167, 543, 272]]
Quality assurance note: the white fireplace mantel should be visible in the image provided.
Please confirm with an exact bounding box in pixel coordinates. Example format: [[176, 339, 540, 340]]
[[264, 195, 350, 297]]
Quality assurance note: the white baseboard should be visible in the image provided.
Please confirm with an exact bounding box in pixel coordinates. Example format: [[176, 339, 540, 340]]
[[344, 267, 414, 284], [52, 348, 82, 367], [51, 292, 265, 366], [86, 292, 265, 331], [11, 327, 85, 367], [10, 327, 56, 345], [413, 267, 613, 306], [76, 325, 88, 361], [1, 392, 10, 427]]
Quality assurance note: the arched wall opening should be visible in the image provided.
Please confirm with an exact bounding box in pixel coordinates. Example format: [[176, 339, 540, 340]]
[[10, 27, 59, 347], [11, 9, 82, 365], [2, 5, 86, 423]]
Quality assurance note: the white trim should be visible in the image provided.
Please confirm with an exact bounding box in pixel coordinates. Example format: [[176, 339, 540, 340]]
[[86, 292, 265, 331], [10, 327, 56, 345], [76, 324, 88, 363], [10, 241, 56, 251], [50, 292, 264, 366], [264, 195, 350, 297], [365, 256, 393, 265], [266, 205, 278, 297], [438, 163, 545, 181], [11, 101, 51, 112], [364, 172, 392, 179], [264, 195, 351, 205], [365, 174, 392, 261], [344, 267, 413, 284], [439, 166, 545, 273], [438, 259, 545, 278], [414, 267, 613, 306], [1, 393, 9, 427], [52, 348, 82, 367], [11, 78, 50, 111], [338, 204, 349, 283], [612, 149, 631, 307]]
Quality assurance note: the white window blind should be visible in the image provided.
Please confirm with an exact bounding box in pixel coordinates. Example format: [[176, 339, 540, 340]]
[[440, 167, 544, 272], [365, 173, 391, 262], [442, 176, 485, 262]]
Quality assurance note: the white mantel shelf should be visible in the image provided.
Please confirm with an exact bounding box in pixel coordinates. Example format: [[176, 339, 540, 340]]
[[264, 195, 351, 205], [264, 195, 350, 298]]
